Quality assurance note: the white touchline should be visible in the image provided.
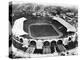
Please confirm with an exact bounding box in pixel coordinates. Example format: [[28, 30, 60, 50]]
[[53, 16, 76, 32], [28, 23, 63, 39]]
